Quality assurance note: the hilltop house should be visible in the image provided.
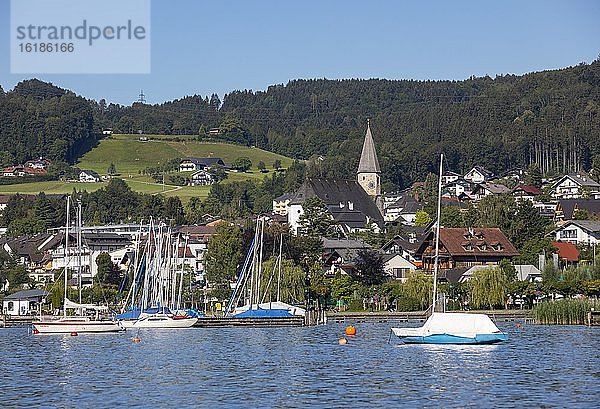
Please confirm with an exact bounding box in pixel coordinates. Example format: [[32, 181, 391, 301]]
[[512, 185, 542, 202], [415, 227, 519, 271], [551, 172, 600, 199], [272, 193, 294, 216], [179, 158, 225, 172], [471, 182, 511, 200], [322, 238, 371, 277], [464, 166, 494, 184], [189, 170, 215, 186], [79, 170, 101, 183]]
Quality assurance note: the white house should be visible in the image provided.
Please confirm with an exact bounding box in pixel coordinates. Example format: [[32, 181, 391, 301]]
[[189, 170, 215, 186], [512, 185, 542, 202], [552, 172, 600, 199], [464, 166, 494, 184], [2, 289, 48, 316], [79, 170, 101, 183], [551, 220, 600, 246], [513, 265, 542, 282], [441, 171, 462, 186], [272, 193, 294, 216], [382, 254, 417, 282], [471, 182, 511, 200], [179, 158, 225, 172]]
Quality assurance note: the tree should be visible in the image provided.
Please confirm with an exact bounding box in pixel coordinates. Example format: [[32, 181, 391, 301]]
[[403, 271, 432, 310], [95, 252, 121, 286], [299, 197, 334, 237], [207, 164, 228, 182], [441, 205, 465, 227], [330, 273, 356, 305], [259, 257, 305, 303], [273, 159, 282, 171], [353, 249, 386, 286], [573, 209, 590, 220], [107, 162, 116, 176], [468, 267, 507, 309], [232, 157, 252, 172], [204, 223, 243, 285], [7, 264, 31, 291], [414, 210, 432, 227], [524, 163, 542, 187], [257, 160, 266, 172], [591, 153, 600, 183]]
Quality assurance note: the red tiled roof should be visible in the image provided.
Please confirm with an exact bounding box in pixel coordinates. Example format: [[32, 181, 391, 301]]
[[514, 185, 542, 195], [437, 228, 519, 257], [552, 241, 580, 262]]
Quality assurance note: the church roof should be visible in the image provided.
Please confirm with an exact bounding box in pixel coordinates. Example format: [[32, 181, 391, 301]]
[[357, 122, 380, 173], [290, 178, 383, 223]]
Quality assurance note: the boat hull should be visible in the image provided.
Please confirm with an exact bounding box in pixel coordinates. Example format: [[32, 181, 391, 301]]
[[119, 315, 198, 328], [32, 320, 124, 334], [399, 332, 509, 345]]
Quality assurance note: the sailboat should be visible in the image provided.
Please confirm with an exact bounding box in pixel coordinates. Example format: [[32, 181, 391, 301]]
[[32, 197, 124, 334], [116, 219, 198, 328], [224, 217, 305, 318], [391, 154, 508, 345]]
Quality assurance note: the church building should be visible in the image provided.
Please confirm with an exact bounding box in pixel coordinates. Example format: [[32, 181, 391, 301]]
[[287, 121, 384, 235]]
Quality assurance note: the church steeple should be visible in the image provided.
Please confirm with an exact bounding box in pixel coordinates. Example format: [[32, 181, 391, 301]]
[[357, 120, 381, 197]]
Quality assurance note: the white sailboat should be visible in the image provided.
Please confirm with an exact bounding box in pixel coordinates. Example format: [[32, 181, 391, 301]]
[[391, 154, 508, 344], [225, 218, 305, 318], [33, 197, 124, 334], [116, 219, 197, 328]]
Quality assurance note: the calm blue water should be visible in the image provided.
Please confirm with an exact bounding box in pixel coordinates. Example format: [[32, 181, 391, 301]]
[[0, 321, 598, 408]]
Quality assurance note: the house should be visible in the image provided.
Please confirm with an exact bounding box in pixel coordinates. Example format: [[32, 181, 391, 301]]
[[513, 265, 542, 282], [551, 241, 580, 267], [380, 226, 427, 266], [443, 178, 475, 198], [382, 253, 417, 282], [2, 166, 26, 177], [322, 238, 371, 277], [441, 171, 462, 186], [175, 225, 217, 280], [551, 172, 600, 199], [2, 289, 48, 316], [512, 185, 542, 202], [471, 182, 511, 200], [25, 158, 50, 170], [554, 199, 600, 223], [272, 193, 294, 216], [383, 194, 422, 224], [189, 170, 215, 186], [549, 220, 600, 246], [464, 166, 494, 184], [179, 158, 225, 172], [79, 170, 101, 183], [102, 129, 113, 135], [415, 227, 519, 271]]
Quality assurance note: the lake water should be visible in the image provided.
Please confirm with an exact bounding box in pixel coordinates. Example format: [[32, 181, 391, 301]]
[[1, 321, 598, 408]]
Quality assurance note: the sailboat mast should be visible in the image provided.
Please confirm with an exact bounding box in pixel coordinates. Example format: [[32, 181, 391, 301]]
[[276, 233, 283, 302], [77, 199, 83, 314], [64, 196, 70, 318], [432, 153, 443, 312]]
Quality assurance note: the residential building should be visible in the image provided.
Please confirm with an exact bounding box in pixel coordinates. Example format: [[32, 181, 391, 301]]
[[471, 182, 511, 200], [383, 194, 422, 224], [179, 158, 225, 172], [79, 170, 101, 183], [415, 227, 519, 271], [554, 199, 600, 223], [464, 166, 494, 184], [512, 185, 542, 202], [550, 220, 600, 246], [272, 193, 294, 216], [551, 241, 580, 267], [382, 254, 417, 282], [441, 171, 461, 186], [322, 238, 371, 277], [189, 170, 215, 186], [551, 172, 600, 199], [513, 265, 542, 282]]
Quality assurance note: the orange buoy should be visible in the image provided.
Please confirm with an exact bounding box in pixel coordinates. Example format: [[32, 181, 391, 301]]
[[338, 337, 348, 345], [345, 325, 357, 336], [132, 337, 141, 343], [70, 332, 78, 336]]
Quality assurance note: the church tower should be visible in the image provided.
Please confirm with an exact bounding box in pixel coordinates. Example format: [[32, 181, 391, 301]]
[[357, 120, 381, 197]]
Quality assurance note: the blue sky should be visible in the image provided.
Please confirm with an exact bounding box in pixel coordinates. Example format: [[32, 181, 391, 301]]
[[1, 0, 599, 105]]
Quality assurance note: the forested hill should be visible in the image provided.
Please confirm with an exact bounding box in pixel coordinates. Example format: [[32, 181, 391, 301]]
[[0, 79, 95, 165], [3, 60, 600, 189]]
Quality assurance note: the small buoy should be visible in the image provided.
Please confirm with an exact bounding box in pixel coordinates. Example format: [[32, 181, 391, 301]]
[[345, 325, 357, 336], [70, 332, 78, 336], [132, 337, 141, 343], [338, 337, 348, 345], [32, 328, 39, 335]]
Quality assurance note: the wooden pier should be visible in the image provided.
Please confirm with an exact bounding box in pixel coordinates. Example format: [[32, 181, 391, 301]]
[[1, 315, 35, 328], [193, 316, 305, 328], [586, 310, 600, 326]]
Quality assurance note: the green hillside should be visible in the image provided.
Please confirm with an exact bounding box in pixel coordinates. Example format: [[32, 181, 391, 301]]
[[0, 135, 294, 201]]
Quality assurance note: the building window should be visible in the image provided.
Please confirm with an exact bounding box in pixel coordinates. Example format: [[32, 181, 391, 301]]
[[7, 301, 14, 311], [559, 230, 577, 239]]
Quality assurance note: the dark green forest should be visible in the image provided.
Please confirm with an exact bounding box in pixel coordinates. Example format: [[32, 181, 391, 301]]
[[2, 60, 600, 189]]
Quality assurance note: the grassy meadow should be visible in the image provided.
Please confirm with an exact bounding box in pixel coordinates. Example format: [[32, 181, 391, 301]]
[[0, 134, 294, 202]]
